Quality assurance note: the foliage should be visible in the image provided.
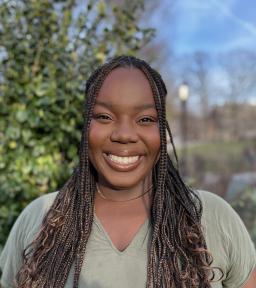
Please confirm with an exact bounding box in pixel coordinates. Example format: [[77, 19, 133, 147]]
[[0, 0, 154, 248], [230, 187, 256, 246]]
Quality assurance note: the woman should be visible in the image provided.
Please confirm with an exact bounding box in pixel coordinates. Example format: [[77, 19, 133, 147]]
[[0, 56, 255, 287]]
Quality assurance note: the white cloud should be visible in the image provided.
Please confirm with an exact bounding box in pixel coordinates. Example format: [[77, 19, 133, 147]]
[[174, 0, 216, 34], [210, 0, 256, 36], [221, 35, 256, 51], [170, 0, 256, 54]]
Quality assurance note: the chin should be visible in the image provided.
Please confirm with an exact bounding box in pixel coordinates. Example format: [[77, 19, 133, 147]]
[[101, 173, 147, 190]]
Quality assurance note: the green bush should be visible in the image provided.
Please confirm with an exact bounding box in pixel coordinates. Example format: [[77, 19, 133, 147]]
[[0, 0, 154, 248]]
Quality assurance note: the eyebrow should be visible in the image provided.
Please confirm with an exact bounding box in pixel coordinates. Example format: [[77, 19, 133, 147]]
[[94, 101, 156, 111]]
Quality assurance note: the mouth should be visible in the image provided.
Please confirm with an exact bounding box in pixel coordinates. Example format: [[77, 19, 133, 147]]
[[103, 153, 143, 172], [107, 153, 140, 164]]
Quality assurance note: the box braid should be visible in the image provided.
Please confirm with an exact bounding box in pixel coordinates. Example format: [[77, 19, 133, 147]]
[[15, 55, 222, 288]]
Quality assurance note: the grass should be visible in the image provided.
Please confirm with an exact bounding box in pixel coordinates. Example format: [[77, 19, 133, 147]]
[[177, 139, 255, 174]]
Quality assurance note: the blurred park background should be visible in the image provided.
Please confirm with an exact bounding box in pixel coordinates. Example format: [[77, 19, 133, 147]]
[[0, 0, 255, 250]]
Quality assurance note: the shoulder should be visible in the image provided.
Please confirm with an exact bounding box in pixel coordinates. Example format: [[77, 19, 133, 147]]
[[1, 191, 59, 250], [195, 189, 248, 238], [195, 190, 256, 286], [22, 191, 59, 217], [196, 189, 229, 210], [195, 189, 237, 225], [0, 191, 59, 287], [20, 191, 59, 243], [5, 191, 59, 249]]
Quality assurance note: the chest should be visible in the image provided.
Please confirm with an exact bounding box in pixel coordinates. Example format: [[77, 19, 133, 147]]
[[64, 220, 226, 288], [96, 214, 148, 251], [63, 220, 151, 288]]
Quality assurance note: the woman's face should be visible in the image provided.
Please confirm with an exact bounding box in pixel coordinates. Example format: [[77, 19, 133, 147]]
[[88, 67, 160, 189]]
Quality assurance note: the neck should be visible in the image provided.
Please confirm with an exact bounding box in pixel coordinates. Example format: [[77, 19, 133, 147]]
[[95, 178, 153, 203], [98, 184, 154, 203], [94, 181, 153, 218]]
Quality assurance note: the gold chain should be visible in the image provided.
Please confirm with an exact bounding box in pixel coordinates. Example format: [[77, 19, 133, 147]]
[[96, 183, 154, 202]]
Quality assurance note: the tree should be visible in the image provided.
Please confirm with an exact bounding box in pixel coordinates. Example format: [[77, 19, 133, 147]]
[[0, 0, 154, 248], [219, 49, 256, 138], [177, 52, 212, 140]]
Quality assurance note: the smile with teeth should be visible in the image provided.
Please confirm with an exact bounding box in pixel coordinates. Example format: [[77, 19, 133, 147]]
[[107, 154, 140, 165]]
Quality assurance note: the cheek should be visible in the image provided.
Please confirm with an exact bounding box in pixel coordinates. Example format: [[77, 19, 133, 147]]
[[142, 127, 161, 156], [151, 126, 161, 150], [88, 124, 103, 164], [88, 122, 107, 148], [88, 129, 97, 148]]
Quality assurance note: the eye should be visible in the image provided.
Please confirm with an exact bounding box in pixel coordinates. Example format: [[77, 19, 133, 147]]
[[93, 114, 112, 122], [138, 117, 157, 124]]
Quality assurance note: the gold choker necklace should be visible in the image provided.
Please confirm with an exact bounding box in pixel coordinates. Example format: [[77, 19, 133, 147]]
[[96, 183, 154, 202]]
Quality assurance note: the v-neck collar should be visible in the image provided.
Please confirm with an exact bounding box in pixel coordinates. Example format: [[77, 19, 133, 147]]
[[93, 214, 150, 255]]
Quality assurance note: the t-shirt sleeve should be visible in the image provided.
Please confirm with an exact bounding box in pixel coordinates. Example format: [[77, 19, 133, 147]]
[[0, 207, 28, 288], [0, 192, 58, 288], [221, 201, 256, 287], [199, 190, 256, 287]]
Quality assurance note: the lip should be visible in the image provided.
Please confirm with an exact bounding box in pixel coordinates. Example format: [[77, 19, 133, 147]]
[[103, 152, 143, 172]]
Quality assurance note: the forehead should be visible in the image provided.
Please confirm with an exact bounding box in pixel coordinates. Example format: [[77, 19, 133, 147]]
[[96, 67, 155, 108]]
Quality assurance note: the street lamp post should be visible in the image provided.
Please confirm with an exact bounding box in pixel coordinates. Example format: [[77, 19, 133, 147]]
[[178, 82, 189, 178]]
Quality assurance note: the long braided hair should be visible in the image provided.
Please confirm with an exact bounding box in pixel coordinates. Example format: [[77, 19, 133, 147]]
[[15, 56, 218, 287]]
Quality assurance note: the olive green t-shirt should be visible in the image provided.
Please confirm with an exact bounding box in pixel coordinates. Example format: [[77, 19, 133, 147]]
[[0, 190, 255, 287]]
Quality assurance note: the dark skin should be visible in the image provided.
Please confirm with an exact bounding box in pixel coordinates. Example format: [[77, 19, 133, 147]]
[[94, 192, 152, 251], [88, 67, 256, 286], [88, 68, 160, 251]]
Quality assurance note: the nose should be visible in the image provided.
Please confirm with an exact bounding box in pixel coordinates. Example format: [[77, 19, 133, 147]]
[[110, 120, 139, 143]]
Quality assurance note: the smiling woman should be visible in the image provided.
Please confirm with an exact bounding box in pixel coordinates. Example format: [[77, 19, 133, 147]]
[[0, 56, 255, 288], [88, 68, 160, 194]]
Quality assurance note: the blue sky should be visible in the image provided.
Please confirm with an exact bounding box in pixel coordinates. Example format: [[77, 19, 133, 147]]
[[152, 0, 256, 55], [146, 0, 256, 108]]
